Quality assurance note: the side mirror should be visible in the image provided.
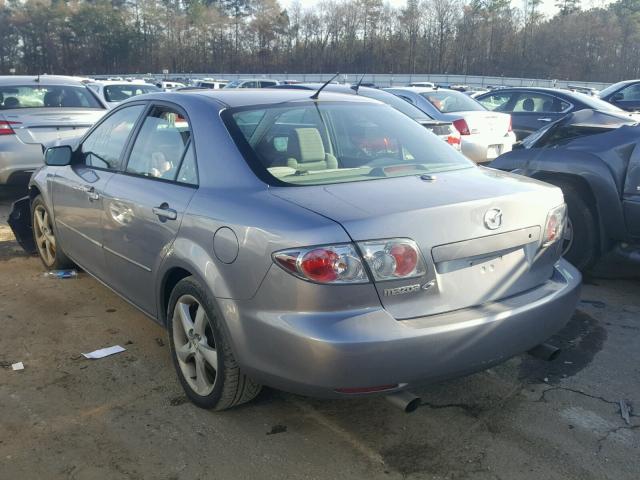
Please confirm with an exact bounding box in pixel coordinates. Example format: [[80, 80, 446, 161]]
[[44, 145, 73, 166], [611, 92, 624, 102]]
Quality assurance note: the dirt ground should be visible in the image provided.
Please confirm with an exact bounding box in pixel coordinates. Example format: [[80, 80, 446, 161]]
[[1, 188, 639, 480]]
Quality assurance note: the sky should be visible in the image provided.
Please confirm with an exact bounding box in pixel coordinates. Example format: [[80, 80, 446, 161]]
[[279, 0, 613, 18]]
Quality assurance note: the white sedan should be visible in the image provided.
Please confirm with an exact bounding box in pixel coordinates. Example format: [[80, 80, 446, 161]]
[[385, 87, 516, 163]]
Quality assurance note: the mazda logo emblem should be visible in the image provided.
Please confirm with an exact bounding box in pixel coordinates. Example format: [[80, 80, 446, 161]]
[[484, 208, 503, 230]]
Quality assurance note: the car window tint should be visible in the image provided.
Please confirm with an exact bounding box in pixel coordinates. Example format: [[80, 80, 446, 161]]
[[478, 93, 512, 111], [618, 83, 640, 101], [0, 85, 103, 110], [513, 93, 569, 113], [80, 104, 144, 170], [126, 106, 191, 181], [176, 143, 198, 185]]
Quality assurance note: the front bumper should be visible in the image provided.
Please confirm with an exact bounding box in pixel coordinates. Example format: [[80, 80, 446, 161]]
[[222, 259, 582, 398]]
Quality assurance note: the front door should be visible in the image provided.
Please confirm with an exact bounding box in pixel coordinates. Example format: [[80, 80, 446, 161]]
[[101, 104, 198, 316], [52, 104, 145, 278]]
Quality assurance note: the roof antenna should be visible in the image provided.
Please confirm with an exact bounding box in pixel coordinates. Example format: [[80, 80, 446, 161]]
[[310, 72, 339, 100], [353, 73, 366, 94]]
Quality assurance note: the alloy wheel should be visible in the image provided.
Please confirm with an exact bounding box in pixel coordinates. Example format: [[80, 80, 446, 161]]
[[172, 295, 219, 396], [34, 204, 56, 267]]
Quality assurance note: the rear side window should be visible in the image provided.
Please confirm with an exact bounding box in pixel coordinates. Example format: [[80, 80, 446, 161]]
[[512, 93, 570, 113], [80, 104, 145, 170], [126, 106, 194, 183]]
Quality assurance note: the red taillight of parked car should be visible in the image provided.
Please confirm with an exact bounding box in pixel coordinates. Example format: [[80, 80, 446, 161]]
[[0, 121, 19, 135], [446, 131, 461, 150], [507, 116, 513, 133], [453, 118, 470, 136], [273, 239, 427, 284], [273, 244, 368, 284]]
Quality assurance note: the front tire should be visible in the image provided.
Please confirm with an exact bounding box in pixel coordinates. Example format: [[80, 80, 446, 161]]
[[31, 195, 74, 270], [167, 277, 261, 410], [557, 183, 599, 270]]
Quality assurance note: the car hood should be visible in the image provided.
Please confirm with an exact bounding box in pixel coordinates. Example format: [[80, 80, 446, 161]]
[[270, 166, 565, 318]]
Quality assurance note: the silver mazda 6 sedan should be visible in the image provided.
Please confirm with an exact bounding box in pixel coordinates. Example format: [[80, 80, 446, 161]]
[[14, 89, 581, 411]]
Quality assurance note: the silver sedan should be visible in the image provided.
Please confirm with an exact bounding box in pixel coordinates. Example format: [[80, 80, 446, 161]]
[[13, 89, 581, 411], [0, 75, 107, 185]]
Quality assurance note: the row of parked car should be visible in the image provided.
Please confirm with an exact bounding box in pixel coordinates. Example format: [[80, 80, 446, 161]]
[[3, 72, 638, 413]]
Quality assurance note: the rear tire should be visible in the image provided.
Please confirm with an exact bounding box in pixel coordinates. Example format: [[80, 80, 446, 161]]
[[556, 183, 599, 270], [167, 277, 261, 410], [31, 195, 74, 270]]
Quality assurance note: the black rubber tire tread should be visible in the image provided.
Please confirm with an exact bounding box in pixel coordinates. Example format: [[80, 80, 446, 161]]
[[555, 182, 599, 271], [167, 276, 261, 410], [31, 195, 74, 270]]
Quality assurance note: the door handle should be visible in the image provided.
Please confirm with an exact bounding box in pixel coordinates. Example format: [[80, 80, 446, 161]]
[[80, 185, 100, 201], [538, 117, 553, 122], [153, 205, 177, 221]]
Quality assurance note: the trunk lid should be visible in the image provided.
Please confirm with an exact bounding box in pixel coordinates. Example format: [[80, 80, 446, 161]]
[[442, 111, 511, 137], [271, 167, 564, 319], [1, 108, 105, 145]]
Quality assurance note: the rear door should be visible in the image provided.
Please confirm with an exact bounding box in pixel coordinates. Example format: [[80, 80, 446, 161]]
[[100, 103, 198, 316], [52, 104, 146, 279]]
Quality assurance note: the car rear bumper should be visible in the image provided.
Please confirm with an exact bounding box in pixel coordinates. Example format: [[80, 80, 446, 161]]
[[224, 259, 581, 398], [462, 131, 516, 163], [0, 139, 43, 184]]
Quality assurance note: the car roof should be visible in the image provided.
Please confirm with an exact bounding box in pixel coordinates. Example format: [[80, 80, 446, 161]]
[[387, 86, 438, 93], [0, 75, 89, 86], [159, 89, 380, 108]]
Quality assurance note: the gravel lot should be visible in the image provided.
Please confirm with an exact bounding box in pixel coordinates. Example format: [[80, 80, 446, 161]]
[[1, 188, 639, 480]]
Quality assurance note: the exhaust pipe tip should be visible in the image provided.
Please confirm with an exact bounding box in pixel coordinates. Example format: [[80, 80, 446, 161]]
[[528, 342, 561, 361], [386, 390, 421, 413]]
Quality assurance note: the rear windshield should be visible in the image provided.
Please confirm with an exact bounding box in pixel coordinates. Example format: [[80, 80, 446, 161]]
[[104, 84, 160, 102], [0, 85, 103, 110], [358, 89, 431, 120], [420, 90, 485, 113], [224, 102, 472, 186]]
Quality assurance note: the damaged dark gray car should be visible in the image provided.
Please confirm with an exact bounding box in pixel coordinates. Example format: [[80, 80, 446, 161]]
[[492, 109, 640, 270]]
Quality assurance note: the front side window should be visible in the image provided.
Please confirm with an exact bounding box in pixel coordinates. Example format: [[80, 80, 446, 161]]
[[617, 83, 640, 101], [0, 85, 103, 110], [79, 104, 145, 170], [225, 102, 472, 186], [477, 92, 514, 111], [126, 106, 193, 182]]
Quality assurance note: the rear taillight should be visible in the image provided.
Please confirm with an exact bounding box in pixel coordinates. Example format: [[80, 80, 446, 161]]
[[358, 239, 426, 281], [446, 131, 461, 150], [542, 204, 567, 247], [507, 116, 513, 133], [0, 121, 19, 135], [273, 238, 427, 284], [273, 244, 368, 284], [452, 118, 470, 136]]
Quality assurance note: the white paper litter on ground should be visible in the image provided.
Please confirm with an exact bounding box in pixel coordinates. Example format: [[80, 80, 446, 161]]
[[12, 362, 24, 371], [82, 345, 126, 359]]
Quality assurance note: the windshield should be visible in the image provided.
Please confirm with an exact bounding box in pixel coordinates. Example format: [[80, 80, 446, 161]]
[[0, 85, 103, 110], [598, 81, 630, 98], [224, 102, 472, 186], [104, 84, 160, 102], [224, 80, 241, 89], [570, 91, 624, 111], [357, 89, 431, 120], [420, 90, 485, 113]]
